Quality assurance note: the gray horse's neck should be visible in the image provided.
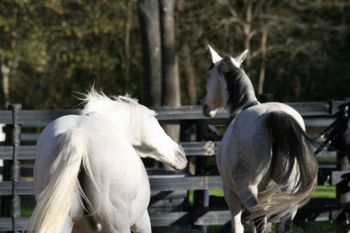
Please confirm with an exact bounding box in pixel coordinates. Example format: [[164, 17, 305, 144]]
[[223, 67, 258, 114]]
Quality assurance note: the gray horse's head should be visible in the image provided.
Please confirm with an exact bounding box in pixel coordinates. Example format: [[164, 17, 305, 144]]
[[202, 45, 257, 116]]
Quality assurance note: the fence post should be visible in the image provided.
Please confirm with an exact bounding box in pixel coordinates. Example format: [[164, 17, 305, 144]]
[[1, 104, 21, 232], [193, 121, 209, 233]]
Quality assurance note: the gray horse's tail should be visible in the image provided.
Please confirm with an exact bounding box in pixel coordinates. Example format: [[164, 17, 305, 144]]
[[250, 111, 318, 221]]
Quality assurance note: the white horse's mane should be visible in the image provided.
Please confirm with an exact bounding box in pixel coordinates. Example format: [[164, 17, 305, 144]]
[[80, 88, 139, 115]]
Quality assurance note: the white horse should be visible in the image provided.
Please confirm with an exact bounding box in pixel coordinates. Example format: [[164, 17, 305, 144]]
[[27, 90, 187, 233], [202, 46, 318, 233]]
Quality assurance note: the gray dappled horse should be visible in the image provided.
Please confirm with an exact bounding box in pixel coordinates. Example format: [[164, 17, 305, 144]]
[[202, 46, 318, 233], [27, 90, 187, 233]]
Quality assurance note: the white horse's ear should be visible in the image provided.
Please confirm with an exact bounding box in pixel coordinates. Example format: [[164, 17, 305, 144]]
[[208, 45, 222, 63], [235, 49, 249, 67]]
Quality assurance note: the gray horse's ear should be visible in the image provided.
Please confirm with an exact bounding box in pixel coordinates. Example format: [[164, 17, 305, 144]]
[[208, 45, 222, 64], [235, 49, 249, 67]]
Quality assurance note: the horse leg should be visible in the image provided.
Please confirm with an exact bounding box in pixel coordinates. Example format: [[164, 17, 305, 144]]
[[278, 209, 296, 233], [104, 216, 131, 233], [97, 205, 131, 233], [276, 176, 298, 233], [252, 216, 271, 233], [131, 211, 151, 233], [61, 217, 74, 233], [109, 223, 131, 233], [223, 186, 244, 233]]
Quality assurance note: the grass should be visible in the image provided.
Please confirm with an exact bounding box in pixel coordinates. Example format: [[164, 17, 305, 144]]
[[204, 185, 336, 199], [312, 185, 336, 199], [21, 203, 35, 217]]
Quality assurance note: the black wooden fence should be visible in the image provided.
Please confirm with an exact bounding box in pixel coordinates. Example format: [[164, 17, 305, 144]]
[[0, 101, 346, 232]]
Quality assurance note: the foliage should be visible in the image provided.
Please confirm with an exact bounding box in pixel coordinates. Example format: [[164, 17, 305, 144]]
[[0, 0, 142, 108], [0, 0, 349, 108]]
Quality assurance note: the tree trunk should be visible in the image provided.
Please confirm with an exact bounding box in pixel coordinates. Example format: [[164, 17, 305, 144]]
[[243, 0, 253, 67], [138, 0, 162, 106], [159, 0, 181, 141], [181, 45, 197, 105], [1, 62, 10, 108], [258, 27, 268, 96]]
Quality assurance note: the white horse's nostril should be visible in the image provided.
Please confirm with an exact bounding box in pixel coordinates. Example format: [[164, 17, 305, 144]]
[[174, 146, 187, 170]]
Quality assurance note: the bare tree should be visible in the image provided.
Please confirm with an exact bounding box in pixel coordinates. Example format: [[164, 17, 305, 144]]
[[138, 0, 181, 140], [0, 61, 10, 108], [159, 0, 180, 107], [181, 45, 197, 105], [219, 1, 295, 96], [138, 0, 162, 106], [159, 0, 181, 141]]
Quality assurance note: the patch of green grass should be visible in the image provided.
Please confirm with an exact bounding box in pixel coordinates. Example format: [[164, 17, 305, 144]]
[[21, 203, 35, 217], [209, 189, 224, 197], [207, 186, 336, 199], [318, 156, 336, 164], [312, 186, 336, 199]]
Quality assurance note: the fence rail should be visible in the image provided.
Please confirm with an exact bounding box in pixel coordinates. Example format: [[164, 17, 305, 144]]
[[0, 101, 346, 232], [0, 100, 344, 125]]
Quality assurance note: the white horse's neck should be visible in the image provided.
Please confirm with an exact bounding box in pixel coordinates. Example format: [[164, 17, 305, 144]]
[[81, 92, 136, 142], [79, 90, 187, 170]]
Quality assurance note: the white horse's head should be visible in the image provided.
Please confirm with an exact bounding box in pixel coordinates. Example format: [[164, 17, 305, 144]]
[[202, 45, 249, 117], [81, 90, 187, 170]]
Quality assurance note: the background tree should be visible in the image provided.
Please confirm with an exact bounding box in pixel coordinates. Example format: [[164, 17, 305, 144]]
[[0, 0, 349, 109], [159, 0, 181, 140], [138, 0, 181, 140], [138, 0, 162, 106]]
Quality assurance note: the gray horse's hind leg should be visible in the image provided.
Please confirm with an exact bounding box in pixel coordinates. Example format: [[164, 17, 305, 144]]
[[131, 211, 152, 233], [278, 210, 297, 233], [252, 216, 271, 233], [223, 186, 244, 233], [277, 177, 298, 233]]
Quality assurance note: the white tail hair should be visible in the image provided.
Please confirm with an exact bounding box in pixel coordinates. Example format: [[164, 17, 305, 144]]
[[27, 129, 96, 233]]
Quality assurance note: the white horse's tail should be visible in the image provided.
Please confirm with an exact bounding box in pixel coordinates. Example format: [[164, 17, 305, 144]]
[[250, 111, 318, 221], [27, 129, 96, 233]]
